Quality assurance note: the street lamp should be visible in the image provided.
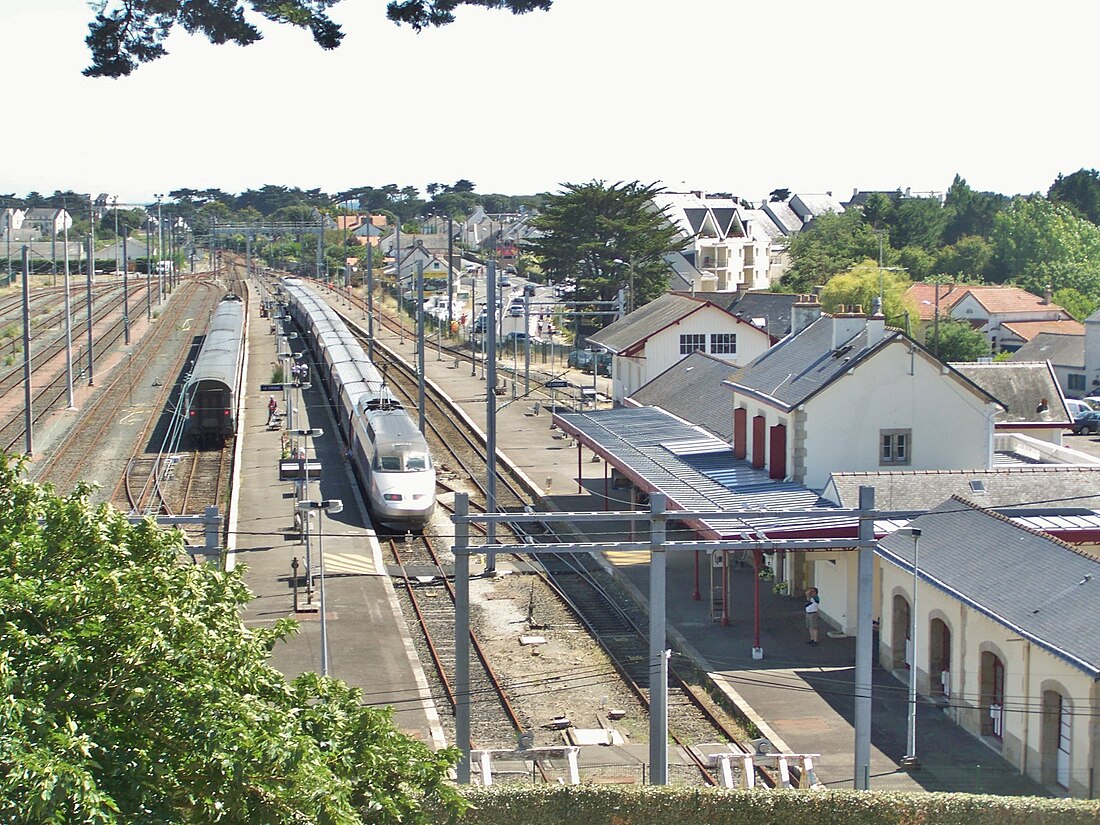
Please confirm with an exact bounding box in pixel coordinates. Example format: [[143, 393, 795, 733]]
[[297, 498, 343, 676], [613, 256, 635, 314], [900, 526, 922, 769], [291, 427, 323, 601]]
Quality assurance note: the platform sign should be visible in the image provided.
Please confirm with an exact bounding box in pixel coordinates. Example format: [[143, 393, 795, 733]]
[[545, 379, 570, 389], [260, 383, 284, 392]]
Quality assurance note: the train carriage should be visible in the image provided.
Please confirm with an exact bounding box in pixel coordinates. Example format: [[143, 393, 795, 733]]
[[184, 294, 245, 444], [280, 279, 435, 529]]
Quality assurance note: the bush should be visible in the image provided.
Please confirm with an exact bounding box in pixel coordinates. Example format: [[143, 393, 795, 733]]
[[440, 786, 1099, 825]]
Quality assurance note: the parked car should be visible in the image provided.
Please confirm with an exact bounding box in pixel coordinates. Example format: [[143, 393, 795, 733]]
[[507, 305, 523, 317], [1066, 399, 1092, 418], [503, 331, 529, 346], [582, 351, 612, 376], [567, 349, 593, 370], [1072, 411, 1100, 434]]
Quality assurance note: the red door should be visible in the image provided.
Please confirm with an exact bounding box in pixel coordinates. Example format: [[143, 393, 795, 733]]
[[733, 408, 747, 459], [751, 416, 765, 469], [769, 424, 786, 479]]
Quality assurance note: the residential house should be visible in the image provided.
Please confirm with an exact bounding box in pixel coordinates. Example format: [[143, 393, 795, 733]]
[[22, 207, 73, 237], [720, 291, 800, 339], [950, 361, 1072, 445], [388, 240, 452, 288], [760, 192, 845, 236], [1012, 334, 1087, 398], [877, 499, 1099, 798], [906, 283, 1075, 354], [724, 297, 1002, 489], [1082, 306, 1100, 394], [587, 292, 775, 403], [651, 191, 775, 293], [350, 222, 384, 247]]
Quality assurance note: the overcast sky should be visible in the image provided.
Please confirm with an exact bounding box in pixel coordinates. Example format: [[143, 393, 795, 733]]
[[4, 0, 1097, 205]]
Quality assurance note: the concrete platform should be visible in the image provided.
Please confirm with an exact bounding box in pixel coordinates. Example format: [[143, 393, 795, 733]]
[[229, 281, 444, 748]]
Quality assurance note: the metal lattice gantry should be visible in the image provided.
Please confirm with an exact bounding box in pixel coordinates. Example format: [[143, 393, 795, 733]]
[[452, 488, 916, 789], [208, 220, 326, 280]]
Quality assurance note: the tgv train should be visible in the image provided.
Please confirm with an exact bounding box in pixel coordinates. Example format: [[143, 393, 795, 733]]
[[281, 279, 436, 529], [184, 293, 245, 444]]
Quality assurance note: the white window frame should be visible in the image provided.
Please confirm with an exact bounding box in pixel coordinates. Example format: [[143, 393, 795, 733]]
[[679, 333, 705, 355], [710, 333, 737, 354], [880, 429, 912, 466]]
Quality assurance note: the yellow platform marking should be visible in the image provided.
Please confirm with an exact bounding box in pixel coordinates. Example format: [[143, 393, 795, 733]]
[[603, 549, 651, 567], [323, 552, 377, 576]]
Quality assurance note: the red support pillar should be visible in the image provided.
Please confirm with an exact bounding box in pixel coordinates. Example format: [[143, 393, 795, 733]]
[[577, 442, 582, 494]]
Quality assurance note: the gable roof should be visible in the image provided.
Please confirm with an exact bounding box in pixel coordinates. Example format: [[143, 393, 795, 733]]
[[627, 351, 738, 440], [1010, 334, 1084, 369], [1000, 319, 1084, 341], [959, 285, 1069, 316], [826, 465, 1100, 511], [725, 291, 799, 337], [588, 293, 761, 356], [877, 497, 1100, 678], [760, 200, 802, 235], [950, 361, 1070, 425], [662, 251, 701, 291], [905, 282, 973, 321]]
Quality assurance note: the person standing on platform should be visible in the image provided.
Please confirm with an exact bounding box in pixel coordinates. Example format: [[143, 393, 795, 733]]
[[267, 395, 278, 425], [805, 587, 821, 645]]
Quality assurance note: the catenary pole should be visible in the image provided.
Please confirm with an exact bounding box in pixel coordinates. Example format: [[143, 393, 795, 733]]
[[86, 235, 94, 385], [22, 246, 33, 456], [854, 485, 876, 788], [417, 261, 425, 434], [485, 261, 498, 573]]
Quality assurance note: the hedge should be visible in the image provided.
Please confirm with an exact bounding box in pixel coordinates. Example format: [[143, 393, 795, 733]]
[[432, 786, 1099, 825]]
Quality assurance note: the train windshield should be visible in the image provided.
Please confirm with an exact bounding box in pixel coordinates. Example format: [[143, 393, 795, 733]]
[[375, 448, 431, 473]]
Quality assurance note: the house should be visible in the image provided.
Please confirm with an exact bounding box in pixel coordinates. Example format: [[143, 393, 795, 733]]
[[1012, 334, 1087, 398], [720, 291, 800, 338], [950, 361, 1072, 445], [651, 191, 776, 293], [587, 292, 775, 403], [724, 297, 1002, 490], [876, 498, 1099, 798], [388, 240, 452, 287], [760, 192, 845, 236], [1082, 306, 1100, 394], [905, 283, 1075, 354], [350, 222, 384, 247], [21, 207, 73, 237]]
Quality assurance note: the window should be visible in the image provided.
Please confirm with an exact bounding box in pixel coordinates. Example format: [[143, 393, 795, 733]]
[[710, 333, 737, 354], [880, 429, 911, 465], [679, 334, 705, 355], [1068, 373, 1086, 392]]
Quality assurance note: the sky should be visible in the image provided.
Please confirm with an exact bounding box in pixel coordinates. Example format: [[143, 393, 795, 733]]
[[3, 0, 1098, 206]]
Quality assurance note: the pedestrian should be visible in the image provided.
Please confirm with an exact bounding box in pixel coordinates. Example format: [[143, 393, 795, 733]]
[[804, 587, 821, 645], [267, 395, 278, 425], [300, 363, 309, 384]]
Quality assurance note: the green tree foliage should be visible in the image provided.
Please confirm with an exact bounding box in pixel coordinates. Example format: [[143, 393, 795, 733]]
[[782, 210, 884, 293], [989, 196, 1100, 294], [891, 197, 947, 252], [1048, 168, 1100, 226], [817, 260, 915, 326], [942, 174, 1007, 244], [934, 235, 993, 279], [930, 316, 991, 362], [0, 454, 464, 823], [84, 0, 551, 77], [525, 180, 687, 309], [1051, 287, 1098, 321]]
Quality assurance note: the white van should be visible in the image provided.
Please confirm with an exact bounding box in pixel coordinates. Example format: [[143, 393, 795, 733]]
[[1066, 399, 1091, 418]]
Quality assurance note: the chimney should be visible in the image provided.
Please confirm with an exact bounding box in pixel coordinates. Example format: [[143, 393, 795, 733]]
[[792, 294, 822, 334], [866, 306, 886, 346], [831, 305, 868, 350], [1043, 284, 1052, 305]]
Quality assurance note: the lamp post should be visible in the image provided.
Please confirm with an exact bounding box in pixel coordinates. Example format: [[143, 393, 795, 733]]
[[900, 526, 922, 769], [291, 427, 323, 602], [297, 498, 343, 676], [613, 256, 635, 314], [155, 194, 164, 303], [113, 197, 120, 277]]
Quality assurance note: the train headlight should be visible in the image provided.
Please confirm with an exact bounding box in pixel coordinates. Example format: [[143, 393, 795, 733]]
[[383, 493, 403, 502]]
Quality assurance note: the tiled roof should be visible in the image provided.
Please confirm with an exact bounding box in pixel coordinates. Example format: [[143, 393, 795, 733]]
[[1000, 319, 1084, 341], [904, 283, 972, 320], [962, 285, 1068, 315], [628, 351, 737, 440], [1010, 334, 1084, 368], [877, 498, 1100, 677], [950, 362, 1070, 424], [726, 292, 799, 337]]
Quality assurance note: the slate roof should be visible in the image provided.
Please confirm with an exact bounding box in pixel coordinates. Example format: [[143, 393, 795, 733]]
[[1010, 334, 1084, 369], [726, 291, 799, 337], [662, 252, 701, 291], [950, 362, 1071, 424], [790, 193, 844, 221], [628, 351, 738, 440], [1000, 319, 1084, 341], [825, 466, 1100, 511], [723, 315, 899, 410], [877, 497, 1100, 678], [588, 293, 720, 355], [760, 200, 801, 235]]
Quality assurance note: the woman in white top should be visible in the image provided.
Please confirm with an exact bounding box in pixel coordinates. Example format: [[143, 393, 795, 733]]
[[804, 587, 821, 646]]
